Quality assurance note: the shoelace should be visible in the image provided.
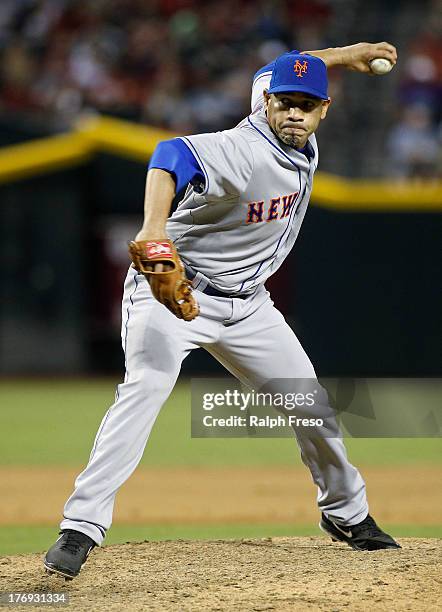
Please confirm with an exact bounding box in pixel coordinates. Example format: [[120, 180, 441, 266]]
[[60, 532, 89, 555]]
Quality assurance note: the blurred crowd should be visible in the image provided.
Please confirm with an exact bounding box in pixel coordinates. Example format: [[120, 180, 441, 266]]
[[0, 0, 333, 131], [0, 0, 441, 178], [386, 2, 441, 179]]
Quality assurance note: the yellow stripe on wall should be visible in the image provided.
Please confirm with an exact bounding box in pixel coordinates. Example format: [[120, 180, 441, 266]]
[[75, 115, 172, 163], [0, 115, 441, 211], [313, 172, 442, 211], [0, 133, 92, 184]]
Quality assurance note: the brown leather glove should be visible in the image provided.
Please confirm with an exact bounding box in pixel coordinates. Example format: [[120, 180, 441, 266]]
[[128, 239, 199, 321]]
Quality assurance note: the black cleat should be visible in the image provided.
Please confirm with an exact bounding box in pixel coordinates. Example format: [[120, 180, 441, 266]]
[[44, 530, 96, 579], [320, 513, 401, 551]]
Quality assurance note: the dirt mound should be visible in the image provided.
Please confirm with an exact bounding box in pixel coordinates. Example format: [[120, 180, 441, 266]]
[[1, 538, 441, 611]]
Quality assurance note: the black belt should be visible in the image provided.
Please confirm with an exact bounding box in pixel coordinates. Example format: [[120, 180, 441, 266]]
[[185, 266, 249, 300]]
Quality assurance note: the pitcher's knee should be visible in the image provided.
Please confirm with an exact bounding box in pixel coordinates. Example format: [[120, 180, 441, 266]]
[[124, 368, 178, 401]]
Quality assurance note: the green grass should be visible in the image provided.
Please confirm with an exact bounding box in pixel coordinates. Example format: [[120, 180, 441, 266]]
[[0, 379, 441, 467], [1, 380, 439, 557], [0, 524, 441, 556], [0, 379, 442, 466]]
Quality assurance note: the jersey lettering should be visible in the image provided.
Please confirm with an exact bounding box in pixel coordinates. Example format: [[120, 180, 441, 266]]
[[267, 197, 280, 221], [281, 192, 298, 217], [246, 192, 299, 224], [246, 201, 264, 224]]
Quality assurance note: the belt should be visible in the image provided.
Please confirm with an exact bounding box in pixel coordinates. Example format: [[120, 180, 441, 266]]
[[185, 266, 249, 300]]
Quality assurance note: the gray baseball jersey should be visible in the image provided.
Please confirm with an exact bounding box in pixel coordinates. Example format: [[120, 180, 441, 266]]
[[166, 75, 319, 295]]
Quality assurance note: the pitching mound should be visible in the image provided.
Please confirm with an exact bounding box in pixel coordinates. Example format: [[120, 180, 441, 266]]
[[1, 538, 441, 611]]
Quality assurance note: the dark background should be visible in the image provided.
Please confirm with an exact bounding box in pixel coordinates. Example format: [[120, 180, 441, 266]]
[[1, 147, 440, 376]]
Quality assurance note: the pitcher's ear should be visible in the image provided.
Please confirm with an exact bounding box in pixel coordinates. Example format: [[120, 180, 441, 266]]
[[321, 97, 331, 119], [263, 90, 270, 112]]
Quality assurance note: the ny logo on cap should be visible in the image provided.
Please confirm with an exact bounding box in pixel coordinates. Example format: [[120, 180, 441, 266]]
[[293, 60, 308, 78]]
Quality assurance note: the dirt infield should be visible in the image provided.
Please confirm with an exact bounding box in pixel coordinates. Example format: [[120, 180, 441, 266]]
[[0, 465, 440, 526], [2, 465, 441, 610], [1, 538, 441, 611]]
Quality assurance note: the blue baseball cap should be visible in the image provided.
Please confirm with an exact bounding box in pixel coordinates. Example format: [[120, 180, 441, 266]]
[[267, 52, 328, 100]]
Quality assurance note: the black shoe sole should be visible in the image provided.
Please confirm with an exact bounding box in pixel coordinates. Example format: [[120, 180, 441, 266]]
[[319, 521, 401, 551], [44, 562, 76, 581]]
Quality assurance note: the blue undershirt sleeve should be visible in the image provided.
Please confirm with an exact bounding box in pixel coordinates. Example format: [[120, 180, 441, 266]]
[[148, 138, 205, 194]]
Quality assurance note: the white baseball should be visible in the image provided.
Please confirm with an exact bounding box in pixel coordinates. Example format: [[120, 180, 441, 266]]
[[369, 58, 393, 75]]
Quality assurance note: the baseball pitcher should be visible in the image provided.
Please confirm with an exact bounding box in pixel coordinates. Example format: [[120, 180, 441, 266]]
[[44, 42, 400, 580]]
